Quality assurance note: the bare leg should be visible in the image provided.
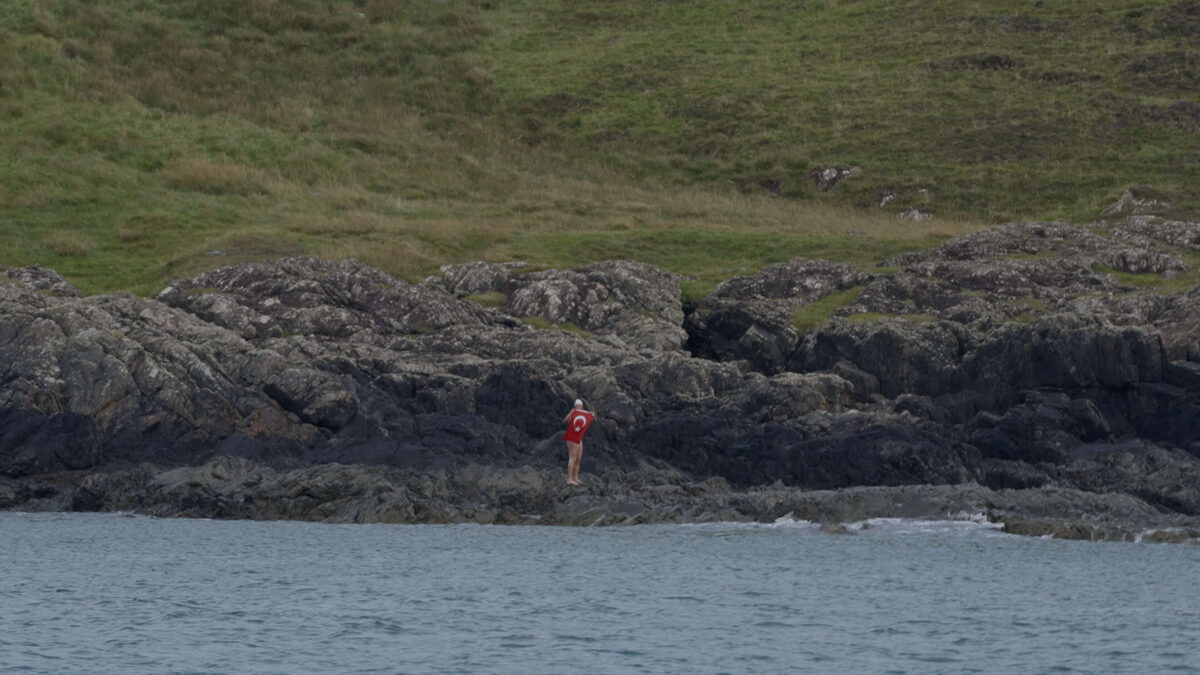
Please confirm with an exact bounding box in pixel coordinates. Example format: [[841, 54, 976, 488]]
[[571, 443, 584, 485], [566, 442, 582, 485]]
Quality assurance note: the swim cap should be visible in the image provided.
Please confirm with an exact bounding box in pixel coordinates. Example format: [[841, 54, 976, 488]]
[[574, 399, 583, 407]]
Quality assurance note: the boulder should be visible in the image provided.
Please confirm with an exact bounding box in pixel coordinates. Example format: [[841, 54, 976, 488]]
[[795, 319, 970, 397], [158, 256, 501, 339], [2, 264, 82, 297], [0, 284, 319, 474], [505, 260, 688, 352], [685, 259, 864, 373]]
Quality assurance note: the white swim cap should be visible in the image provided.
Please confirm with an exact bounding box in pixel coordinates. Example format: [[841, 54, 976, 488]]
[[574, 398, 583, 407]]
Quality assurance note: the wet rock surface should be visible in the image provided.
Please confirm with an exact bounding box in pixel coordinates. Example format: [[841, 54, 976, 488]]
[[3, 218, 1200, 542]]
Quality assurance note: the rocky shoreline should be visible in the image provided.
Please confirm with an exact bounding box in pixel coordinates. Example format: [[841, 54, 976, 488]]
[[3, 218, 1199, 543], [9, 458, 1200, 543]]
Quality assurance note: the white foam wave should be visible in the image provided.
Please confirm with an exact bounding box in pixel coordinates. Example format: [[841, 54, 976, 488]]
[[848, 515, 1004, 535], [675, 512, 1004, 536], [768, 514, 819, 529]]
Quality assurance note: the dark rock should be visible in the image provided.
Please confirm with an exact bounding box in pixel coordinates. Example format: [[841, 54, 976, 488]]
[[685, 259, 864, 373], [796, 319, 970, 398], [1065, 440, 1200, 515], [0, 284, 319, 475], [927, 53, 1025, 71], [3, 218, 1200, 539], [980, 459, 1056, 490], [1126, 51, 1200, 91], [685, 299, 798, 373], [968, 392, 1109, 464], [832, 361, 880, 401], [729, 372, 853, 423], [965, 315, 1165, 392]]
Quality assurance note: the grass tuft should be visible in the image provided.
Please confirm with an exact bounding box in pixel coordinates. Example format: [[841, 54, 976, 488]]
[[160, 159, 274, 196], [466, 291, 507, 309], [41, 230, 96, 257]]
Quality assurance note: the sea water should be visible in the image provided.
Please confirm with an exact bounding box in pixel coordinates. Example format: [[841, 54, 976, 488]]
[[2, 513, 1198, 674]]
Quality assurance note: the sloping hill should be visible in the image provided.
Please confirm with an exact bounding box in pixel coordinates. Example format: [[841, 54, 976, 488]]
[[1, 1, 1195, 294], [485, 1, 1200, 219]]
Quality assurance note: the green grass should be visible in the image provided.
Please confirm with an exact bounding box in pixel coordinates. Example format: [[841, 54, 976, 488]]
[[0, 1, 1197, 296], [791, 286, 865, 333], [485, 1, 1200, 221], [521, 316, 591, 337], [466, 291, 507, 309], [844, 312, 937, 325]]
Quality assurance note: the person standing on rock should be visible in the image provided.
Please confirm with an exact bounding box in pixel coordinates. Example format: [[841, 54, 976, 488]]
[[562, 399, 595, 486]]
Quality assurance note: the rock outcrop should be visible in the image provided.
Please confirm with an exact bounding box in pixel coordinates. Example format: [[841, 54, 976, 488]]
[[3, 217, 1200, 542]]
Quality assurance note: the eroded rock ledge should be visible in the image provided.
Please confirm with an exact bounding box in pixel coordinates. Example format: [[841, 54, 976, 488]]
[[3, 219, 1199, 542]]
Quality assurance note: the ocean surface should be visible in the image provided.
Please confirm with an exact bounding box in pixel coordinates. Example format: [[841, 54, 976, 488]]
[[3, 513, 1198, 674]]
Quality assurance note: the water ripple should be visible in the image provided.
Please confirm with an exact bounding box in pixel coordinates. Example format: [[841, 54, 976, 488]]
[[2, 514, 1199, 673]]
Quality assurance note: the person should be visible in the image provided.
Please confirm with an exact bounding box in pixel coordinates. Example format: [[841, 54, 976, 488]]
[[561, 399, 595, 486]]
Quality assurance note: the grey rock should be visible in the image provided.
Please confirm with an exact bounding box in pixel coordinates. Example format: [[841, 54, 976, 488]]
[[0, 284, 321, 475], [3, 218, 1200, 540], [1115, 218, 1200, 252], [890, 221, 1185, 275], [900, 208, 932, 221], [709, 259, 864, 303], [1102, 186, 1172, 216], [810, 166, 861, 192], [158, 256, 500, 339], [2, 264, 82, 297], [440, 261, 530, 298], [505, 260, 688, 352]]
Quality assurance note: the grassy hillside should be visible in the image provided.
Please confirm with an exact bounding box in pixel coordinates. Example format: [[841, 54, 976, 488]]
[[0, 1, 1196, 295], [486, 0, 1200, 219]]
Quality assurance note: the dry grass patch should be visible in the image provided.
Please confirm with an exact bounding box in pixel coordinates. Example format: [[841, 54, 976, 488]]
[[160, 158, 275, 196], [115, 224, 146, 243], [321, 185, 380, 211], [288, 211, 389, 237], [41, 230, 96, 257], [115, 214, 169, 243], [322, 238, 442, 281]]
